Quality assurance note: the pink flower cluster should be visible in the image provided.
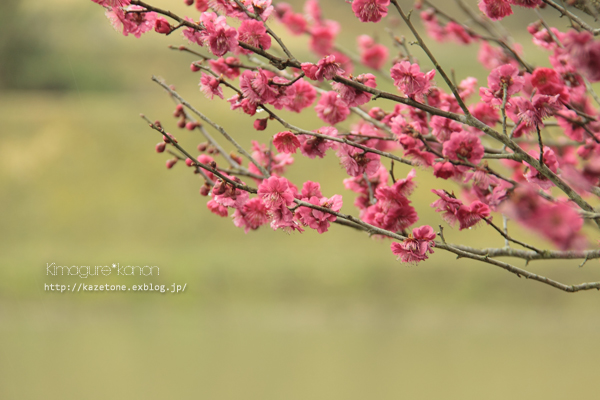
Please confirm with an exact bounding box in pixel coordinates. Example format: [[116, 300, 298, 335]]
[[92, 0, 600, 270]]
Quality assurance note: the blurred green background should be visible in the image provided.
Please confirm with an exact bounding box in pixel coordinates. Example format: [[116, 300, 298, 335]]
[[1, 0, 599, 398]]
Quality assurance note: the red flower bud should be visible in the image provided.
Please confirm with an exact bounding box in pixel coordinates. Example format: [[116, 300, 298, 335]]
[[199, 185, 210, 196], [154, 17, 172, 34], [155, 142, 166, 153], [253, 118, 268, 131], [185, 158, 194, 167], [166, 159, 178, 169]]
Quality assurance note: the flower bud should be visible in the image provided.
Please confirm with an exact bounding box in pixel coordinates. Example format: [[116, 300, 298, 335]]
[[166, 158, 178, 169], [190, 62, 201, 72], [199, 185, 210, 196], [185, 158, 194, 167], [154, 17, 172, 34], [155, 142, 166, 153], [253, 118, 268, 131], [197, 142, 208, 152]]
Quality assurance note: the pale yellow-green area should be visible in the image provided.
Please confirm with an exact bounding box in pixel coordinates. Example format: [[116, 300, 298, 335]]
[[1, 1, 599, 399]]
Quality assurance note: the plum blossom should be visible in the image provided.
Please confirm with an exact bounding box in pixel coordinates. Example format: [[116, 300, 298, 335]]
[[105, 6, 157, 38], [315, 91, 350, 125], [336, 144, 381, 177], [199, 73, 223, 99], [442, 131, 485, 164], [391, 225, 436, 264], [351, 0, 390, 23], [93, 0, 131, 7], [257, 176, 296, 211], [301, 55, 344, 82], [298, 127, 338, 159], [296, 195, 343, 233], [239, 69, 278, 105], [478, 0, 513, 21], [332, 73, 376, 107], [209, 57, 241, 79], [479, 63, 524, 106], [200, 12, 238, 56], [237, 20, 271, 54], [284, 78, 317, 113], [273, 131, 301, 154], [456, 201, 491, 230], [430, 190, 463, 226], [390, 61, 436, 99], [233, 197, 270, 233], [357, 35, 388, 70]]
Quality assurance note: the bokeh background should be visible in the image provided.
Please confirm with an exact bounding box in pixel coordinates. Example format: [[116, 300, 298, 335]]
[[1, 0, 599, 398]]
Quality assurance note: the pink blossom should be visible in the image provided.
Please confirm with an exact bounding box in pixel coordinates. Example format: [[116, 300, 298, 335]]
[[304, 0, 322, 23], [194, 0, 210, 12], [430, 115, 462, 142], [405, 148, 437, 167], [199, 73, 223, 99], [391, 225, 436, 264], [182, 17, 205, 46], [201, 12, 238, 57], [562, 30, 600, 82], [524, 146, 559, 189], [420, 9, 446, 42], [257, 176, 296, 209], [536, 202, 586, 250], [300, 181, 323, 200], [301, 55, 344, 82], [207, 199, 228, 217], [209, 57, 241, 79], [284, 78, 317, 113], [212, 178, 249, 209], [239, 69, 278, 105], [431, 189, 463, 226], [273, 131, 301, 154], [233, 197, 270, 233], [332, 74, 376, 107], [337, 144, 381, 177], [269, 204, 303, 232], [478, 41, 521, 70], [238, 20, 271, 55], [557, 110, 585, 142], [531, 67, 569, 103], [308, 22, 339, 56], [298, 127, 338, 159], [281, 11, 307, 35], [296, 195, 343, 233], [93, 0, 131, 7], [456, 201, 491, 230], [479, 63, 524, 105], [154, 17, 172, 34], [351, 0, 390, 23], [228, 94, 257, 116], [442, 131, 485, 164], [511, 94, 563, 128], [478, 0, 513, 21], [105, 6, 157, 38], [390, 61, 436, 98], [249, 141, 294, 177], [510, 0, 542, 8], [315, 91, 350, 125], [445, 21, 475, 44], [433, 161, 458, 180]]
